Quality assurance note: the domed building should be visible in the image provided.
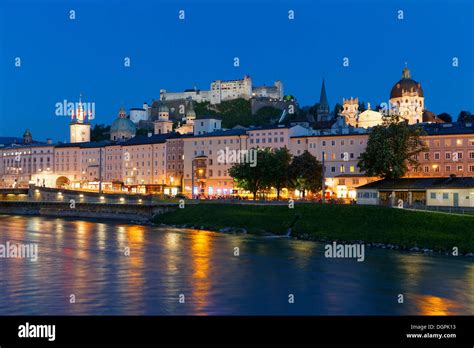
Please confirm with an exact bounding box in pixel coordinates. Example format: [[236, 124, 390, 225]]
[[110, 107, 137, 141], [154, 101, 173, 134], [389, 65, 424, 124], [185, 100, 196, 124]]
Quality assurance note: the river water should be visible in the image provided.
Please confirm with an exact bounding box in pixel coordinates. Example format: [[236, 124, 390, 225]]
[[0, 215, 472, 315]]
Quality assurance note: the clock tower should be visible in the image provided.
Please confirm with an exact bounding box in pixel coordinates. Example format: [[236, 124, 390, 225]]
[[70, 95, 91, 143]]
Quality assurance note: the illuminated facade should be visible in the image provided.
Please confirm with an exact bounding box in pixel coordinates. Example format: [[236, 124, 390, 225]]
[[69, 97, 91, 143]]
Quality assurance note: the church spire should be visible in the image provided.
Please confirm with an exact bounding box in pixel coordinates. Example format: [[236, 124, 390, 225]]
[[319, 79, 329, 106], [316, 79, 330, 119]]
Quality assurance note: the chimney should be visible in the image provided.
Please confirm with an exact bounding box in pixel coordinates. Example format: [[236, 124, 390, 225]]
[[47, 138, 53, 144]]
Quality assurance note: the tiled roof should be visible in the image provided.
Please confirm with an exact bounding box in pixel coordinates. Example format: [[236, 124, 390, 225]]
[[421, 122, 474, 136], [182, 129, 247, 139]]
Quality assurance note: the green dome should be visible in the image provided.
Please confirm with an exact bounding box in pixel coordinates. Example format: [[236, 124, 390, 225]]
[[159, 102, 169, 113], [110, 117, 136, 133]]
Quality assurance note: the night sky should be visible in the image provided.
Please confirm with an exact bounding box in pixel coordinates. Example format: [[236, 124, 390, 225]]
[[1, 0, 473, 141]]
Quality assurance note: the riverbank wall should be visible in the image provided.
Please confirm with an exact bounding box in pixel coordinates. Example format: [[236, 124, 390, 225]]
[[0, 201, 178, 222]]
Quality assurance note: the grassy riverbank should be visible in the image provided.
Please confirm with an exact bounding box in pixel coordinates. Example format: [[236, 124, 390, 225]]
[[153, 203, 474, 252]]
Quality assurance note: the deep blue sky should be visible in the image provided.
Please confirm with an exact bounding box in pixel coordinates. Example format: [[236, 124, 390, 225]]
[[1, 0, 473, 141]]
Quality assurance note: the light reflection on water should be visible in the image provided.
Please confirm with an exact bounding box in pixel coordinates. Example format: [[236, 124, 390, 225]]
[[0, 215, 472, 315]]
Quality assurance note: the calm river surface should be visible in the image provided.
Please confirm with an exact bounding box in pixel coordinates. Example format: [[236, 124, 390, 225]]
[[0, 215, 472, 315]]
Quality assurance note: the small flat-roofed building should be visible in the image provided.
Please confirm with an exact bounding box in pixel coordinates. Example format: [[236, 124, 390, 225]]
[[356, 177, 474, 208]]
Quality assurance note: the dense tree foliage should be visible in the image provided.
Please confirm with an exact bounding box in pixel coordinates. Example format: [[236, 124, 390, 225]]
[[229, 148, 322, 199], [228, 148, 274, 200], [194, 99, 286, 128], [458, 111, 473, 122], [90, 124, 110, 141], [288, 150, 323, 198], [358, 116, 426, 179], [437, 112, 452, 123]]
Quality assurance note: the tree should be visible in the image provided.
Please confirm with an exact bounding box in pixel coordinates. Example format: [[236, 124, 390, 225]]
[[437, 112, 452, 123], [194, 101, 218, 118], [289, 150, 323, 198], [333, 103, 343, 117], [458, 111, 473, 122], [228, 148, 273, 200], [91, 124, 110, 141], [358, 116, 427, 179], [268, 147, 292, 199], [255, 106, 282, 124]]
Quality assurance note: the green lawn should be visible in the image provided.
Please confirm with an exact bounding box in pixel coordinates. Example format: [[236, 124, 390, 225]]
[[153, 203, 474, 252]]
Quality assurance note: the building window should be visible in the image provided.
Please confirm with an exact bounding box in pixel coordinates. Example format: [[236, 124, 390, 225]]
[[424, 153, 429, 160], [434, 152, 440, 160], [445, 152, 451, 160], [446, 165, 451, 172], [456, 139, 463, 146], [339, 179, 345, 185], [331, 166, 336, 173], [424, 166, 429, 172], [457, 165, 463, 172], [350, 166, 355, 172], [430, 192, 436, 199], [340, 165, 345, 173], [442, 193, 449, 200]]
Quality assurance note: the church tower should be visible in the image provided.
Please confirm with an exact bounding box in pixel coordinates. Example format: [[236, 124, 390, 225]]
[[389, 65, 424, 124], [185, 99, 196, 125], [23, 129, 33, 144], [341, 97, 359, 127], [316, 79, 331, 122], [70, 95, 91, 143], [154, 101, 173, 134]]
